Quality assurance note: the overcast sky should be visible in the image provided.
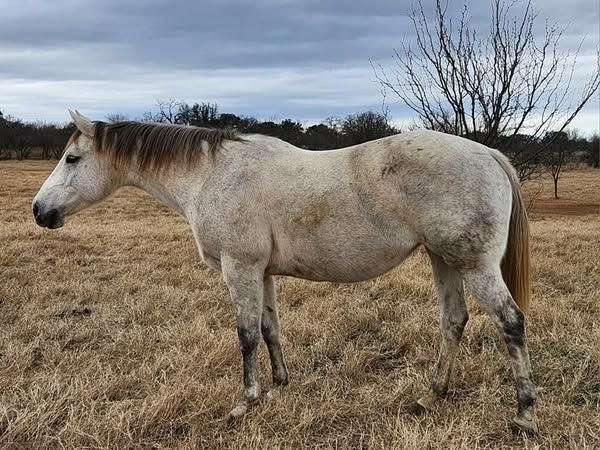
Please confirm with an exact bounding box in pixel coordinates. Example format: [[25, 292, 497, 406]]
[[1, 0, 598, 132]]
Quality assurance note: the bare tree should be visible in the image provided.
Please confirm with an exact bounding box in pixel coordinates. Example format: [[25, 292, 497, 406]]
[[142, 100, 221, 127], [13, 134, 32, 160], [542, 130, 575, 199], [106, 113, 129, 123], [143, 99, 183, 123], [373, 0, 600, 181]]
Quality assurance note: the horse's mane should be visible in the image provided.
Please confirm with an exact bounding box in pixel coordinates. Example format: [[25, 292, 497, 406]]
[[70, 121, 242, 171]]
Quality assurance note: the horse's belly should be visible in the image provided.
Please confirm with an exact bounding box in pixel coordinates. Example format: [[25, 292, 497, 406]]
[[270, 237, 419, 282], [267, 182, 420, 282]]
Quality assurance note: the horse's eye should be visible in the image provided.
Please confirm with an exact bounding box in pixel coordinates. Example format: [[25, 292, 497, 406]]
[[65, 155, 81, 164]]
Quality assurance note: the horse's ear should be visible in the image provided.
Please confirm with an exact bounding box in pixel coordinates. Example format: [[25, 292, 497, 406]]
[[69, 110, 95, 137]]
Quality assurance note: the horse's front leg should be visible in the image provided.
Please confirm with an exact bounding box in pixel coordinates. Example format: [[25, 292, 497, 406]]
[[222, 255, 265, 418]]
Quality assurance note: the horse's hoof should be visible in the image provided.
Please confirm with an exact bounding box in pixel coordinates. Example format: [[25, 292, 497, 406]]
[[510, 417, 539, 437], [403, 400, 428, 416], [227, 403, 249, 424]]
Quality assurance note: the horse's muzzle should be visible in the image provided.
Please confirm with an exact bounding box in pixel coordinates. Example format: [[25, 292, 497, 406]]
[[33, 202, 63, 229]]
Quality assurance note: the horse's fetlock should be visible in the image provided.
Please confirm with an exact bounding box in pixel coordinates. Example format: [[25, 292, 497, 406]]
[[244, 385, 260, 402], [273, 369, 289, 386], [516, 377, 536, 413], [432, 383, 448, 398]]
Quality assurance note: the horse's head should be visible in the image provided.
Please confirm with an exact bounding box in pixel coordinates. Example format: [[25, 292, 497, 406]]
[[32, 110, 118, 229]]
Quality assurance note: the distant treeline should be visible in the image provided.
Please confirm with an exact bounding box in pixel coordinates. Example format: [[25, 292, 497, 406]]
[[136, 100, 399, 151], [0, 111, 74, 160], [0, 102, 598, 171], [0, 101, 398, 160]]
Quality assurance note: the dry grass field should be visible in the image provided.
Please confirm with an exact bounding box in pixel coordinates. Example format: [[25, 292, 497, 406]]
[[0, 160, 598, 448]]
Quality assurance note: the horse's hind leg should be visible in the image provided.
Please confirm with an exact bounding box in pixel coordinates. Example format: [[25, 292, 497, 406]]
[[409, 251, 468, 413], [463, 265, 537, 435], [262, 276, 289, 387]]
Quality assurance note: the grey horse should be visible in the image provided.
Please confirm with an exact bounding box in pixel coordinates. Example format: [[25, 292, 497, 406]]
[[32, 111, 537, 434]]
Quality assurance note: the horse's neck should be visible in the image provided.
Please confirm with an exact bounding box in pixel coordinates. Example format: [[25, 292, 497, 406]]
[[125, 167, 199, 218]]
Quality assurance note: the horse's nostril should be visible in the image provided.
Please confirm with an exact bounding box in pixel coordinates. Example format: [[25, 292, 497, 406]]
[[33, 201, 40, 218], [47, 209, 58, 224]]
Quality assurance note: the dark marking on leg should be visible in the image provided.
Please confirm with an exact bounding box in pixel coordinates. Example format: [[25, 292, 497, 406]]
[[237, 325, 260, 394], [238, 325, 259, 355], [502, 307, 526, 349]]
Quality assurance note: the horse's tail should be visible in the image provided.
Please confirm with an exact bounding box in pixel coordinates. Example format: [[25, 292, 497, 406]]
[[490, 150, 530, 313]]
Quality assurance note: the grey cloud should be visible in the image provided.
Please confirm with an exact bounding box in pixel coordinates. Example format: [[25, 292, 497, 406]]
[[0, 0, 597, 129]]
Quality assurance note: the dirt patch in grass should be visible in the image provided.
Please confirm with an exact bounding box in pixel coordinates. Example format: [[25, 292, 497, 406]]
[[524, 168, 599, 216]]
